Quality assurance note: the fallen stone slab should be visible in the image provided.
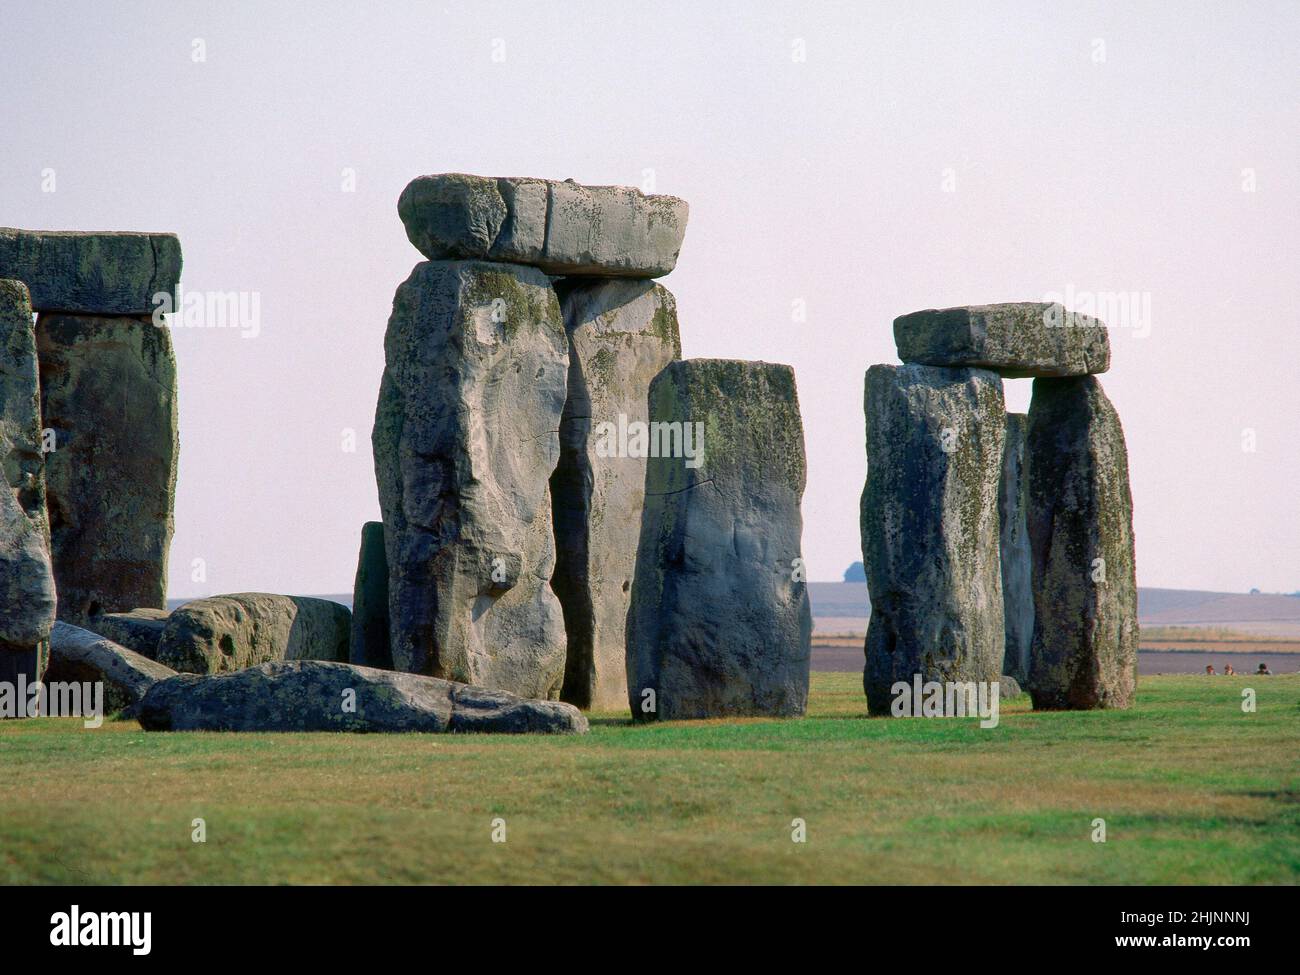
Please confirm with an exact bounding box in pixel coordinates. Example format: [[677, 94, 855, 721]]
[[626, 359, 812, 721], [45, 621, 177, 715], [999, 412, 1034, 683], [373, 260, 568, 698], [550, 278, 681, 710], [0, 279, 56, 655], [155, 594, 351, 675], [0, 228, 182, 315], [137, 660, 588, 734], [894, 302, 1110, 377], [398, 174, 688, 277], [999, 675, 1023, 699], [861, 364, 1006, 716], [1025, 376, 1138, 709], [349, 522, 391, 669], [37, 313, 178, 626], [87, 608, 170, 659]]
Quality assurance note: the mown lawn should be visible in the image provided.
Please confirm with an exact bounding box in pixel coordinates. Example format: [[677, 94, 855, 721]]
[[1, 674, 1296, 884]]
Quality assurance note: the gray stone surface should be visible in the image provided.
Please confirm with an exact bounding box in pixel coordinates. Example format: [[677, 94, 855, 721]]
[[155, 594, 351, 675], [373, 260, 568, 698], [998, 674, 1023, 699], [137, 660, 589, 734], [894, 303, 1110, 377], [550, 279, 681, 711], [0, 228, 182, 315], [999, 412, 1034, 683], [626, 359, 811, 721], [861, 364, 1006, 716], [37, 313, 178, 626], [349, 521, 391, 669], [0, 279, 56, 654], [87, 608, 170, 659], [1026, 376, 1138, 709], [45, 621, 177, 715], [398, 175, 688, 277]]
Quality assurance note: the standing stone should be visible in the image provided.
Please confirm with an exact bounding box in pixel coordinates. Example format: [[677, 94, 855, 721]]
[[37, 313, 178, 626], [999, 413, 1034, 683], [861, 364, 1005, 716], [373, 260, 568, 698], [1025, 376, 1137, 709], [350, 521, 392, 669], [550, 279, 681, 710], [0, 279, 56, 695], [626, 359, 811, 721]]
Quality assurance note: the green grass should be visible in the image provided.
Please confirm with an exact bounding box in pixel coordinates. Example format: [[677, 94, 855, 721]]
[[2, 674, 1297, 884]]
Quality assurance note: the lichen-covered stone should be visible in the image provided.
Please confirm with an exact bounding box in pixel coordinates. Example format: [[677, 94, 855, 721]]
[[373, 260, 568, 698], [999, 412, 1034, 683], [137, 660, 589, 734], [894, 303, 1110, 378], [45, 621, 177, 715], [398, 175, 688, 277], [860, 364, 1005, 716], [86, 608, 169, 659], [550, 279, 681, 710], [0, 228, 182, 315], [1025, 376, 1137, 709], [155, 593, 351, 674], [37, 313, 177, 626], [0, 279, 56, 661], [626, 359, 811, 721], [349, 521, 391, 669]]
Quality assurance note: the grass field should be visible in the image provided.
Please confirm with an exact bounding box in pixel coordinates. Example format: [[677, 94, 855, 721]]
[[2, 674, 1297, 885]]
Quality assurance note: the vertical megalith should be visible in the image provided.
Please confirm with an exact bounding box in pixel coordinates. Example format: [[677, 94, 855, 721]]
[[860, 364, 1005, 715], [373, 260, 568, 699], [550, 279, 681, 710], [0, 279, 56, 698], [999, 412, 1033, 683], [36, 313, 178, 626], [1025, 376, 1137, 709], [626, 359, 811, 721], [350, 521, 392, 669]]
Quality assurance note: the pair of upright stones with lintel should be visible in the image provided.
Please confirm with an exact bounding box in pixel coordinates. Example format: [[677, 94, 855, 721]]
[[0, 230, 180, 690], [356, 174, 811, 719], [862, 303, 1137, 714]]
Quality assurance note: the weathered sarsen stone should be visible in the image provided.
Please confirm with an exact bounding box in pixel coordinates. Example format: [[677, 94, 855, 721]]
[[626, 359, 811, 721], [398, 175, 688, 278], [1025, 376, 1138, 709], [45, 621, 177, 715], [350, 521, 392, 669], [550, 279, 681, 710], [0, 279, 56, 682], [86, 608, 169, 659], [37, 313, 177, 626], [894, 303, 1110, 378], [155, 594, 350, 674], [138, 660, 588, 734], [0, 228, 182, 315], [999, 412, 1034, 683], [861, 364, 1005, 716], [373, 260, 568, 698]]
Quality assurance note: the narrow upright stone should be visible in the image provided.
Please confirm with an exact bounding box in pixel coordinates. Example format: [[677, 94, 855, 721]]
[[626, 359, 811, 721], [550, 279, 681, 711], [894, 303, 1110, 377], [350, 521, 392, 669], [1025, 376, 1138, 709], [999, 412, 1034, 683], [373, 261, 568, 698], [0, 228, 182, 315], [861, 364, 1005, 715], [0, 279, 56, 685], [37, 314, 178, 625]]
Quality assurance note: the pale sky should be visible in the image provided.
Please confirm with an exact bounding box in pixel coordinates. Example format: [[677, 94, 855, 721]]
[[2, 0, 1296, 598]]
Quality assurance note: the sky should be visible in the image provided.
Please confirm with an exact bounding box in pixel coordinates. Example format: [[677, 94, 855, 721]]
[[1, 0, 1296, 598]]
